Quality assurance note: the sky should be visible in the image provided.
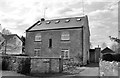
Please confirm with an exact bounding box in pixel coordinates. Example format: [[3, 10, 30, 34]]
[[0, 0, 119, 48]]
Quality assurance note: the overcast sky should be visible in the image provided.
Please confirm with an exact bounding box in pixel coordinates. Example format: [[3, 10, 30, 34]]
[[0, 0, 119, 48]]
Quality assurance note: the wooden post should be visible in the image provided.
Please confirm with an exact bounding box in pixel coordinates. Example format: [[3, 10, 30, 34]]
[[59, 58, 63, 73]]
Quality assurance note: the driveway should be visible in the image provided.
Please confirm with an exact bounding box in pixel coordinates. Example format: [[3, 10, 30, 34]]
[[76, 67, 99, 76]]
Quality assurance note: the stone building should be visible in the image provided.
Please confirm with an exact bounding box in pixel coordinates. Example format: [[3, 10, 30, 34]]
[[1, 34, 23, 55], [25, 15, 90, 65]]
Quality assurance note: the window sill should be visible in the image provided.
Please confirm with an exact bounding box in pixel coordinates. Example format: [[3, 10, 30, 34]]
[[61, 40, 70, 41], [61, 40, 70, 43], [34, 41, 42, 42]]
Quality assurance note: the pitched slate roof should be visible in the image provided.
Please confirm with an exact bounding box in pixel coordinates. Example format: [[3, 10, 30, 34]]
[[101, 47, 115, 53], [26, 15, 89, 31], [2, 34, 22, 42]]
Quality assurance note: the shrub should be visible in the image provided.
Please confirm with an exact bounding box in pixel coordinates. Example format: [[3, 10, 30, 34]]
[[102, 54, 113, 62], [102, 53, 120, 62], [2, 57, 10, 70], [112, 54, 120, 62]]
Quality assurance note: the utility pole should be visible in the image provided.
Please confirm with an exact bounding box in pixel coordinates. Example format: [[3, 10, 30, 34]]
[[43, 7, 48, 19], [82, 0, 85, 16], [4, 40, 7, 55]]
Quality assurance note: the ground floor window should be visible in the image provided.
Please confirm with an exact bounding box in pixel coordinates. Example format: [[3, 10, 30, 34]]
[[34, 48, 41, 56], [61, 49, 69, 59]]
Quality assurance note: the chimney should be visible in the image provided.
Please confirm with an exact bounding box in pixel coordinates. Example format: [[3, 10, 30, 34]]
[[41, 18, 45, 21]]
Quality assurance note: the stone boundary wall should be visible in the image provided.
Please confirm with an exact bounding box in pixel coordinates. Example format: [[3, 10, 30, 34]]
[[99, 60, 120, 77], [2, 55, 31, 74], [30, 57, 63, 74], [1, 55, 63, 74]]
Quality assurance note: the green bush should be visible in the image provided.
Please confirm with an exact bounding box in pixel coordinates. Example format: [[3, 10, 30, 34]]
[[2, 57, 10, 70]]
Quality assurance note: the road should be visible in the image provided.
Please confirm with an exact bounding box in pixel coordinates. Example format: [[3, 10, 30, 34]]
[[1, 67, 99, 78]]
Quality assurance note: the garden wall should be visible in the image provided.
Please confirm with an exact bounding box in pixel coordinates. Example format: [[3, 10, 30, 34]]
[[99, 60, 120, 77], [1, 55, 63, 74], [30, 57, 63, 74], [2, 55, 31, 74]]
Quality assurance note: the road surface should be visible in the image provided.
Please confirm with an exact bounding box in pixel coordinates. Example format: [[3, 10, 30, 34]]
[[1, 67, 99, 78]]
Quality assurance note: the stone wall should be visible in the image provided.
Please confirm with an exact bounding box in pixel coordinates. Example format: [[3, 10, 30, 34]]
[[99, 60, 120, 76], [1, 55, 63, 74], [30, 57, 63, 74], [2, 55, 31, 74]]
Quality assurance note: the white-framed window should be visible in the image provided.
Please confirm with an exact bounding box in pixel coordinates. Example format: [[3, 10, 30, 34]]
[[65, 19, 70, 23], [61, 49, 70, 59], [37, 22, 42, 26], [35, 33, 41, 42], [34, 48, 41, 56], [55, 20, 60, 24], [61, 31, 70, 41]]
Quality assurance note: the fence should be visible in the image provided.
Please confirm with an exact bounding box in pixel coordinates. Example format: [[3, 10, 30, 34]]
[[1, 55, 63, 74]]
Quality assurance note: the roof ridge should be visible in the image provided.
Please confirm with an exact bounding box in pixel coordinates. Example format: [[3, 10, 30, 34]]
[[26, 15, 88, 31]]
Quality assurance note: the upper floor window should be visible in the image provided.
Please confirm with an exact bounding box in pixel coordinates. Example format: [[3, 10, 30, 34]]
[[49, 39, 52, 48], [65, 19, 70, 23], [55, 20, 60, 24], [35, 33, 41, 42], [37, 22, 42, 26], [61, 31, 70, 41]]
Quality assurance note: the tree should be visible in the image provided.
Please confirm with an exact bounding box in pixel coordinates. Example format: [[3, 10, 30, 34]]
[[110, 43, 118, 52], [109, 36, 120, 43], [1, 28, 11, 35], [90, 42, 93, 49], [109, 36, 120, 53], [101, 42, 107, 49]]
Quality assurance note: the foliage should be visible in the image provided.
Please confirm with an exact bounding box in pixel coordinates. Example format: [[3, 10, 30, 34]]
[[102, 54, 113, 62], [102, 53, 120, 62], [109, 36, 120, 53], [2, 55, 31, 74], [101, 42, 107, 49], [110, 43, 118, 52], [75, 53, 83, 62], [109, 36, 120, 43], [1, 28, 12, 35], [99, 60, 119, 76]]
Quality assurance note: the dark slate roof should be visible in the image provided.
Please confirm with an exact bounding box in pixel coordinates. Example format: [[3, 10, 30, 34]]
[[101, 47, 115, 53], [26, 15, 89, 31]]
